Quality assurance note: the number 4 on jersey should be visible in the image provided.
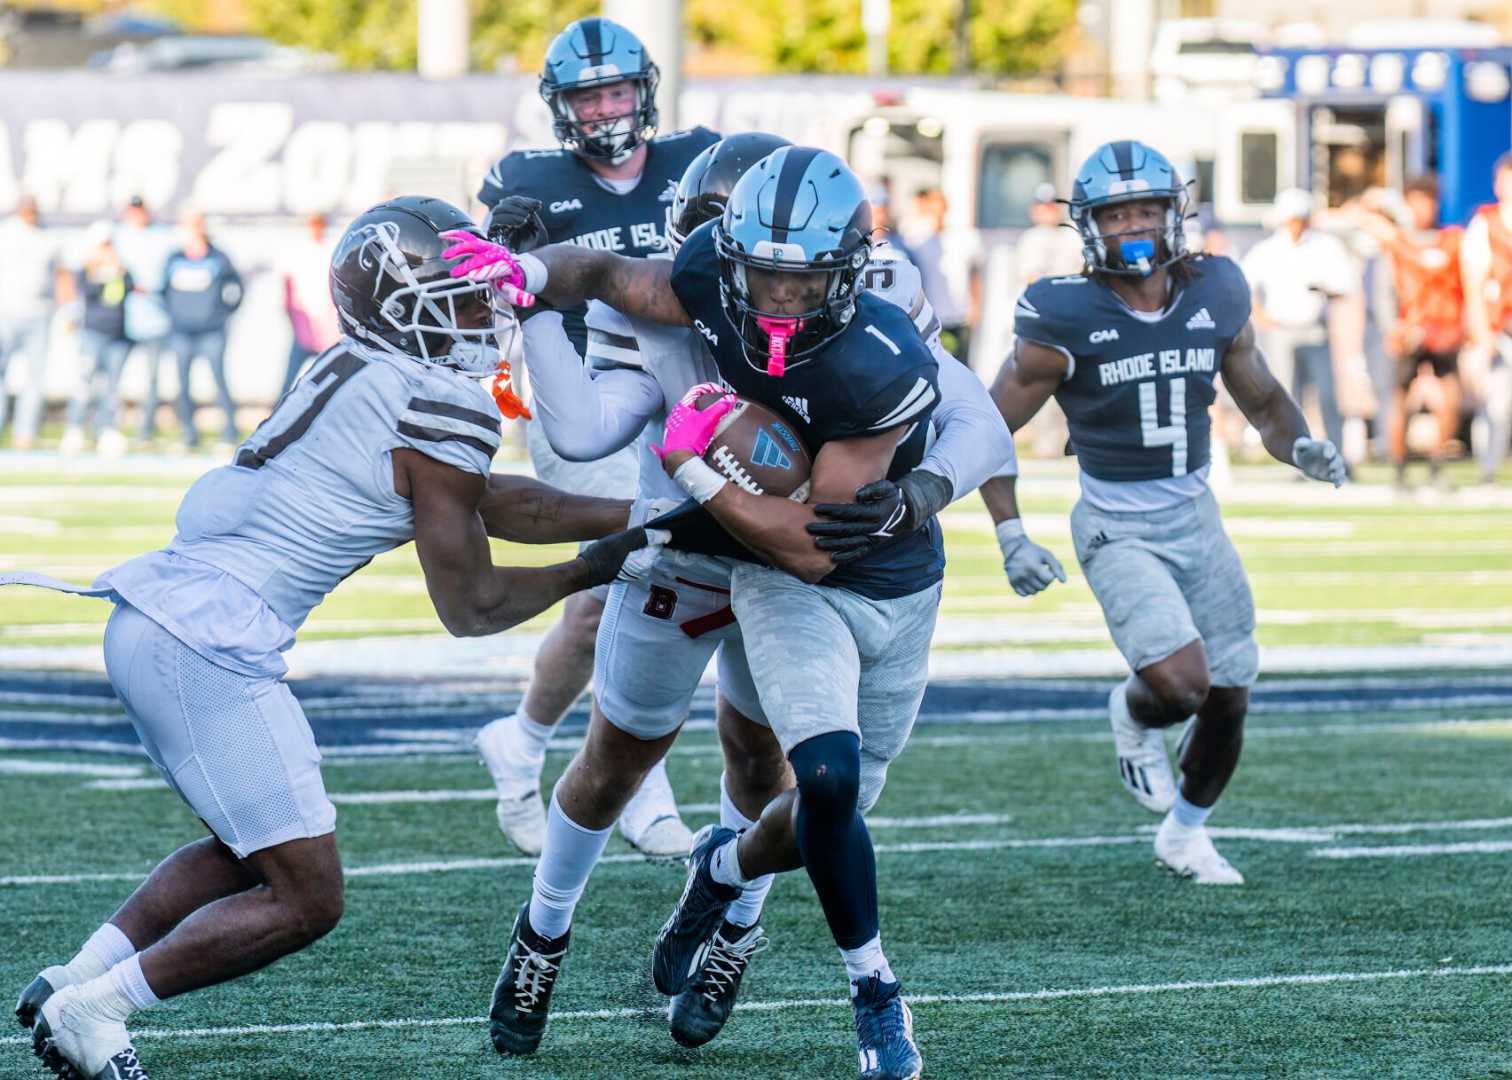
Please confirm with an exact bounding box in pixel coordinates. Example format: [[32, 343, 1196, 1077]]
[[1139, 377, 1187, 476]]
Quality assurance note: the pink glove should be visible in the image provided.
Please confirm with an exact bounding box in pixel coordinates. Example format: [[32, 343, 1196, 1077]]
[[651, 382, 737, 461], [440, 231, 536, 308], [754, 315, 804, 377]]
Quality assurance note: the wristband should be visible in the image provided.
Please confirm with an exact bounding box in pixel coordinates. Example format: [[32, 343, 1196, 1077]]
[[517, 252, 549, 294], [672, 457, 729, 504], [994, 518, 1026, 551]]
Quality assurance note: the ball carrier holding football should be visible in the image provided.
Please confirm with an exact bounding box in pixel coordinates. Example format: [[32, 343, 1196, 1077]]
[[450, 146, 957, 1080], [979, 141, 1347, 885]]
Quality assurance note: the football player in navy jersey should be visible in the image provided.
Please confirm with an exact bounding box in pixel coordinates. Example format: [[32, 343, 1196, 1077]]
[[472, 16, 720, 859], [979, 141, 1347, 884], [450, 147, 944, 1079]]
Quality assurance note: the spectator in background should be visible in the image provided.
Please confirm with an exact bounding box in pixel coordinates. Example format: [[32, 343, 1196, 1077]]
[[61, 224, 133, 457], [1355, 177, 1463, 491], [907, 186, 976, 363], [0, 195, 63, 449], [1460, 151, 1512, 484], [112, 195, 176, 443], [277, 212, 339, 398], [867, 183, 912, 261], [1241, 188, 1356, 471], [163, 209, 244, 450], [1015, 182, 1083, 284]]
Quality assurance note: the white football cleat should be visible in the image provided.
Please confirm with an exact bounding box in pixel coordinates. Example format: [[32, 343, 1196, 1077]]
[[475, 718, 546, 857], [1109, 684, 1177, 814], [1154, 817, 1244, 885], [31, 985, 150, 1079], [618, 760, 693, 858]]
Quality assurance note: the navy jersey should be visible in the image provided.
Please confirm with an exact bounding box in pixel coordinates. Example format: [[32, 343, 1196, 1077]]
[[479, 126, 720, 355], [669, 221, 944, 600], [1014, 256, 1251, 482]]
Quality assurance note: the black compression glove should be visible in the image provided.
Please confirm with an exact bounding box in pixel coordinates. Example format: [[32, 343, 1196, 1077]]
[[486, 196, 549, 253], [578, 526, 650, 587], [805, 469, 954, 563]]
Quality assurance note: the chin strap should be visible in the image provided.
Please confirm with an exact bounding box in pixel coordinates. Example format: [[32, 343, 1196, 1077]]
[[754, 316, 803, 377]]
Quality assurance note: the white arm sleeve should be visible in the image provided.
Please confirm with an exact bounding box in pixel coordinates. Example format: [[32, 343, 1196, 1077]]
[[522, 312, 663, 462], [919, 357, 1016, 500]]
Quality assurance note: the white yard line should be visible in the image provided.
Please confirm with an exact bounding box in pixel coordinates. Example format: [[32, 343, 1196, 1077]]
[[1, 964, 1508, 1048], [1312, 841, 1512, 859], [0, 760, 143, 778]]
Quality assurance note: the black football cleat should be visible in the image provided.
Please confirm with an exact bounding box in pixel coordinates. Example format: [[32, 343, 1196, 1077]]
[[668, 919, 767, 1047], [652, 825, 741, 997], [16, 967, 67, 1030], [31, 987, 150, 1080], [489, 902, 570, 1056], [853, 974, 922, 1080]]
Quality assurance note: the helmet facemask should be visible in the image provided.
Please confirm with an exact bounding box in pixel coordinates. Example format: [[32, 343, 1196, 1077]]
[[1072, 183, 1194, 278], [545, 71, 659, 164], [715, 230, 869, 376], [338, 220, 518, 376]]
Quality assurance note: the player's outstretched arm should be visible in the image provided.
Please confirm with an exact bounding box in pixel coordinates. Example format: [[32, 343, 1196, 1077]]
[[535, 245, 692, 327], [979, 473, 1066, 597], [397, 449, 646, 635], [989, 339, 1067, 432], [1222, 320, 1347, 486], [477, 473, 631, 544]]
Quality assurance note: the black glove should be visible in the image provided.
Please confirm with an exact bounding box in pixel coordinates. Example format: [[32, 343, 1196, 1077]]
[[805, 470, 953, 563], [486, 196, 549, 253], [578, 526, 650, 587]]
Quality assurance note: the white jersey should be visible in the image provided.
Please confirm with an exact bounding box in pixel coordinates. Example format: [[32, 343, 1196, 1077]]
[[98, 342, 501, 676]]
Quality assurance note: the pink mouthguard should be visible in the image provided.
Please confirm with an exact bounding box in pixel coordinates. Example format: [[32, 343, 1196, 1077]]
[[754, 316, 804, 377]]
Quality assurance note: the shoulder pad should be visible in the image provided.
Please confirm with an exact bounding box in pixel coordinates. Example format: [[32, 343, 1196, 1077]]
[[585, 300, 643, 371], [1014, 276, 1083, 354], [394, 367, 501, 477]]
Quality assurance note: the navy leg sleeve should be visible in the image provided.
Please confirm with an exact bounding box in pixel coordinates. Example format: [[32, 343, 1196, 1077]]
[[788, 731, 878, 950]]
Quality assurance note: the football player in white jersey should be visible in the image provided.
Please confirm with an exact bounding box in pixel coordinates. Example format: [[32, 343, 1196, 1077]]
[[474, 135, 1013, 1059], [10, 196, 659, 1080]]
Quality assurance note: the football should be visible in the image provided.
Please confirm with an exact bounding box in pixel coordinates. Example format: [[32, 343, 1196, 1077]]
[[697, 393, 813, 500]]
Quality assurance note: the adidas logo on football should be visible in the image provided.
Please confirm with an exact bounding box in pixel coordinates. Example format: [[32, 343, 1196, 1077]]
[[751, 428, 792, 470], [1186, 307, 1215, 330], [782, 395, 810, 423]]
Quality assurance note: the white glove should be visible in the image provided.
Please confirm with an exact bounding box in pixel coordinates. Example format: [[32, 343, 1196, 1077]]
[[995, 519, 1067, 597], [1292, 436, 1347, 488], [615, 528, 669, 584], [628, 496, 682, 529]]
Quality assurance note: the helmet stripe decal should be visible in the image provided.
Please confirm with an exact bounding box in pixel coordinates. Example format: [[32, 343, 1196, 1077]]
[[1112, 140, 1135, 180], [770, 146, 823, 244], [581, 17, 602, 59]]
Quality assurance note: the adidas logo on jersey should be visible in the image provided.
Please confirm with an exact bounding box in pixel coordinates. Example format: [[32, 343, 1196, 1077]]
[[658, 179, 677, 202], [1186, 307, 1216, 330], [549, 198, 583, 213], [782, 395, 810, 423], [1089, 328, 1119, 343], [751, 428, 793, 470]]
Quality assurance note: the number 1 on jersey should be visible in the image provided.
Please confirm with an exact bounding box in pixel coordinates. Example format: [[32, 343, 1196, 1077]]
[[1139, 377, 1187, 476]]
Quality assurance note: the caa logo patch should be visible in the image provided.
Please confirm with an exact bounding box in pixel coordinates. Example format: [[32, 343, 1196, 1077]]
[[1089, 328, 1119, 343], [549, 198, 583, 213], [693, 319, 720, 346], [751, 428, 792, 470]]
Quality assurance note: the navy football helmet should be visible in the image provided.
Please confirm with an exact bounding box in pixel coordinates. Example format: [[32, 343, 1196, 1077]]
[[540, 18, 659, 163], [329, 196, 511, 375], [666, 132, 792, 252], [714, 146, 872, 374], [1068, 140, 1192, 277]]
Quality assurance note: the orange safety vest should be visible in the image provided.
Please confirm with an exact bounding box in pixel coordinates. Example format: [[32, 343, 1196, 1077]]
[[1389, 225, 1464, 354], [1477, 204, 1512, 333]]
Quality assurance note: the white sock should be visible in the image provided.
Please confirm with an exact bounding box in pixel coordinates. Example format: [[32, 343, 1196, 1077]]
[[840, 934, 895, 990], [1169, 791, 1213, 830], [111, 954, 160, 1012], [513, 710, 556, 763], [64, 923, 135, 985], [528, 786, 613, 940], [718, 774, 775, 927], [709, 835, 750, 890]]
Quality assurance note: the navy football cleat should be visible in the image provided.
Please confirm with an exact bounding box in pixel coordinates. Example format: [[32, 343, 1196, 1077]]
[[489, 902, 570, 1056], [853, 974, 922, 1080], [652, 824, 741, 996], [668, 919, 768, 1047]]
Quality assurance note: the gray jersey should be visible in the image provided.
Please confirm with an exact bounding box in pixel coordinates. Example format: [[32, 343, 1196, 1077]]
[[156, 343, 499, 633]]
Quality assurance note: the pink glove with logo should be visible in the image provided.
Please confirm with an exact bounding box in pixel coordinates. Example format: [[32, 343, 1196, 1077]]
[[440, 231, 536, 308], [651, 382, 737, 462]]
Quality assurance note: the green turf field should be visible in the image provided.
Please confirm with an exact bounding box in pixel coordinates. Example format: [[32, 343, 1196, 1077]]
[[4, 706, 1512, 1078]]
